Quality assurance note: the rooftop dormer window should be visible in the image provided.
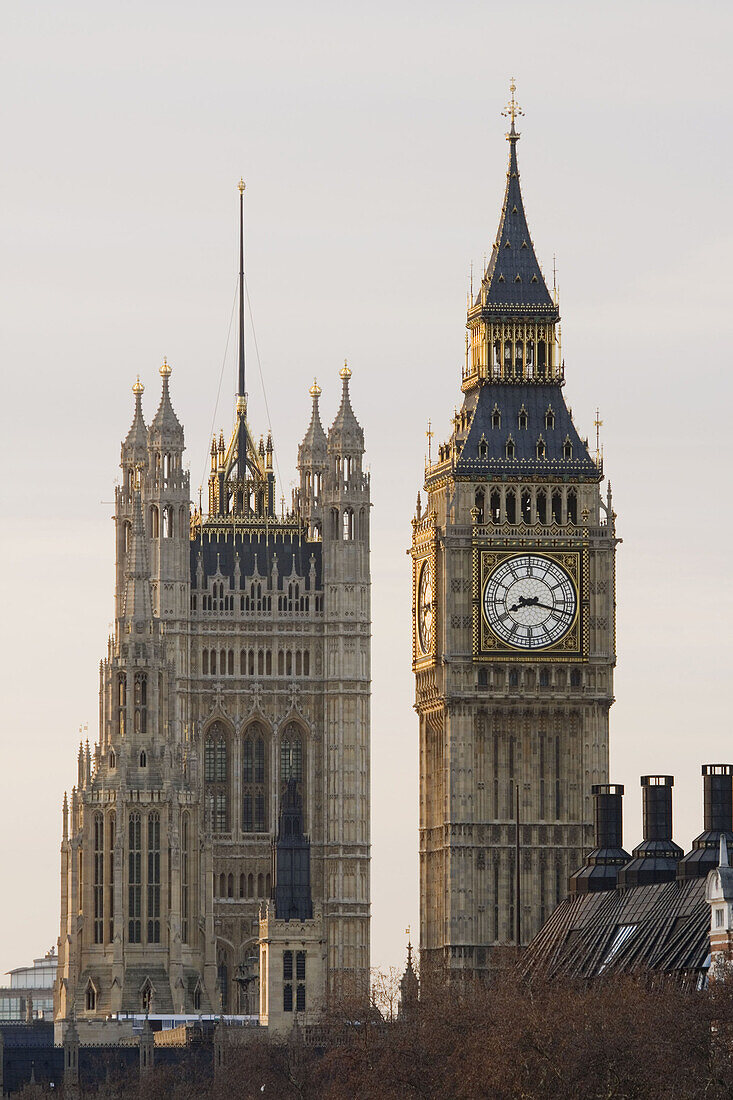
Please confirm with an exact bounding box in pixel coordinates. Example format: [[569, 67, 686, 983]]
[[491, 406, 501, 429], [518, 407, 528, 430], [563, 436, 573, 460], [506, 436, 515, 460], [545, 408, 555, 430], [536, 437, 546, 460], [478, 438, 488, 459]]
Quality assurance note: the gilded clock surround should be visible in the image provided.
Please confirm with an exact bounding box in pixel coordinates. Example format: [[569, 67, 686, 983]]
[[474, 547, 587, 659]]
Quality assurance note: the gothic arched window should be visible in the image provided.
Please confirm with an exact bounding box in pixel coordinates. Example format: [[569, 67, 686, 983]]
[[242, 723, 267, 833], [181, 812, 190, 945], [204, 722, 230, 833], [280, 722, 306, 814], [128, 812, 142, 944], [93, 813, 104, 945], [147, 812, 160, 944]]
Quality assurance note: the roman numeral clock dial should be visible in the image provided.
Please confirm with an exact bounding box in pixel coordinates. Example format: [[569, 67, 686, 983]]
[[482, 554, 577, 650]]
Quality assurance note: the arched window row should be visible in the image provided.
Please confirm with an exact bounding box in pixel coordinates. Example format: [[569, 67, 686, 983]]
[[151, 450, 183, 491], [148, 504, 185, 540], [329, 507, 367, 543], [478, 486, 578, 526], [202, 720, 307, 836], [216, 870, 271, 899], [201, 647, 311, 678], [477, 666, 584, 691], [303, 470, 324, 502]]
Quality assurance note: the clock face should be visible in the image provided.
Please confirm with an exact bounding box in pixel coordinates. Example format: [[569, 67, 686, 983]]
[[417, 560, 433, 654], [482, 554, 577, 650]]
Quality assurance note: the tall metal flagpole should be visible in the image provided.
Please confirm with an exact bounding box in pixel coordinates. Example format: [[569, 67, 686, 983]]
[[236, 179, 247, 512]]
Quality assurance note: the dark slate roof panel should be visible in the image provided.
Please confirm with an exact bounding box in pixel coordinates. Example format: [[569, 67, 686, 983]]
[[191, 531, 322, 591], [455, 383, 598, 479], [476, 136, 557, 317]]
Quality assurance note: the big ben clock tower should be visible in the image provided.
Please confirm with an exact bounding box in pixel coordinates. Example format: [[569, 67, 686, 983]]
[[412, 84, 618, 972]]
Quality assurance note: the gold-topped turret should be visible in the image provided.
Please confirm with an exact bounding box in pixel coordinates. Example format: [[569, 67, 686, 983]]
[[501, 77, 524, 136], [340, 359, 351, 381], [160, 356, 171, 379], [309, 378, 322, 398], [132, 376, 144, 396]]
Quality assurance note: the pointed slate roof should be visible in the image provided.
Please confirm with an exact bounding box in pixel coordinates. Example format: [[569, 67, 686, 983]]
[[122, 379, 148, 463], [476, 127, 557, 319]]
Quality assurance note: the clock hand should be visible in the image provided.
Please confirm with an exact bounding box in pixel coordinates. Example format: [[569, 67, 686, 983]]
[[508, 595, 573, 617]]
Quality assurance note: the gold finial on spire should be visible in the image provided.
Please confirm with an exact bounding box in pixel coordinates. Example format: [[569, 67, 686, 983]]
[[309, 377, 322, 398], [132, 375, 144, 396], [160, 356, 171, 379], [238, 178, 246, 195], [340, 359, 351, 381], [502, 77, 524, 135], [594, 407, 604, 464], [426, 418, 433, 464]]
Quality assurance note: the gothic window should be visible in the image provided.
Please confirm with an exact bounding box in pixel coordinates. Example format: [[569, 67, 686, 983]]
[[343, 508, 354, 541], [478, 439, 488, 459], [521, 491, 531, 523], [134, 673, 147, 734], [295, 651, 302, 676], [537, 340, 547, 373], [478, 668, 488, 689], [526, 341, 534, 367], [218, 959, 229, 1012], [303, 651, 310, 676], [283, 984, 293, 1012], [204, 722, 230, 833], [242, 723, 267, 833], [257, 872, 264, 897], [147, 812, 160, 943], [567, 490, 578, 525], [539, 669, 550, 688], [563, 436, 572, 459], [128, 812, 142, 944], [258, 650, 264, 675], [193, 985, 201, 1012], [278, 650, 284, 676], [536, 489, 548, 525], [570, 669, 581, 688], [141, 979, 153, 1015], [536, 437, 546, 460], [505, 489, 517, 524], [107, 811, 116, 943], [545, 408, 555, 430], [139, 750, 147, 768], [505, 437, 515, 460], [203, 649, 209, 675], [93, 813, 104, 945], [296, 951, 306, 981], [124, 521, 131, 553], [239, 873, 245, 898], [491, 407, 501, 430], [474, 488, 485, 522], [518, 408, 528, 430], [490, 490, 501, 522], [150, 505, 159, 539], [85, 982, 96, 1012], [331, 509, 339, 539], [228, 650, 234, 676], [266, 650, 272, 675], [551, 490, 562, 524], [283, 950, 293, 981], [117, 674, 126, 737], [227, 873, 233, 898], [181, 813, 189, 944], [247, 873, 254, 899], [109, 750, 116, 769], [296, 984, 306, 1011], [286, 651, 293, 676], [509, 670, 519, 688], [162, 507, 171, 538]]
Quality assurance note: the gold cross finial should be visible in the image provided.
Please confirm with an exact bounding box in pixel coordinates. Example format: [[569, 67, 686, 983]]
[[238, 178, 245, 195], [502, 78, 524, 132], [426, 419, 433, 463]]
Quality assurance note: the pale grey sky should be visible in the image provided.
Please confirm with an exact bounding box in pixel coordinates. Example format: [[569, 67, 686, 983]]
[[1, 0, 732, 979]]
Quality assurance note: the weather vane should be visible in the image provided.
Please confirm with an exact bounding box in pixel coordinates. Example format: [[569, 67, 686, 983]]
[[502, 78, 524, 129]]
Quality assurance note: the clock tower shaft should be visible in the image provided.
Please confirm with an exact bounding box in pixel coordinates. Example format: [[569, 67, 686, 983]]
[[411, 93, 618, 973]]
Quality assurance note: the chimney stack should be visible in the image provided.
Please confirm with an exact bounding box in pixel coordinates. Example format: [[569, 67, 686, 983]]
[[617, 775, 683, 889], [569, 784, 630, 895], [678, 765, 733, 881]]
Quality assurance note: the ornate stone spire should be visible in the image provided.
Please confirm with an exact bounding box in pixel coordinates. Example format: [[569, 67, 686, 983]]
[[150, 358, 183, 441], [299, 378, 327, 462], [122, 377, 148, 463], [121, 489, 153, 625], [328, 361, 363, 451]]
